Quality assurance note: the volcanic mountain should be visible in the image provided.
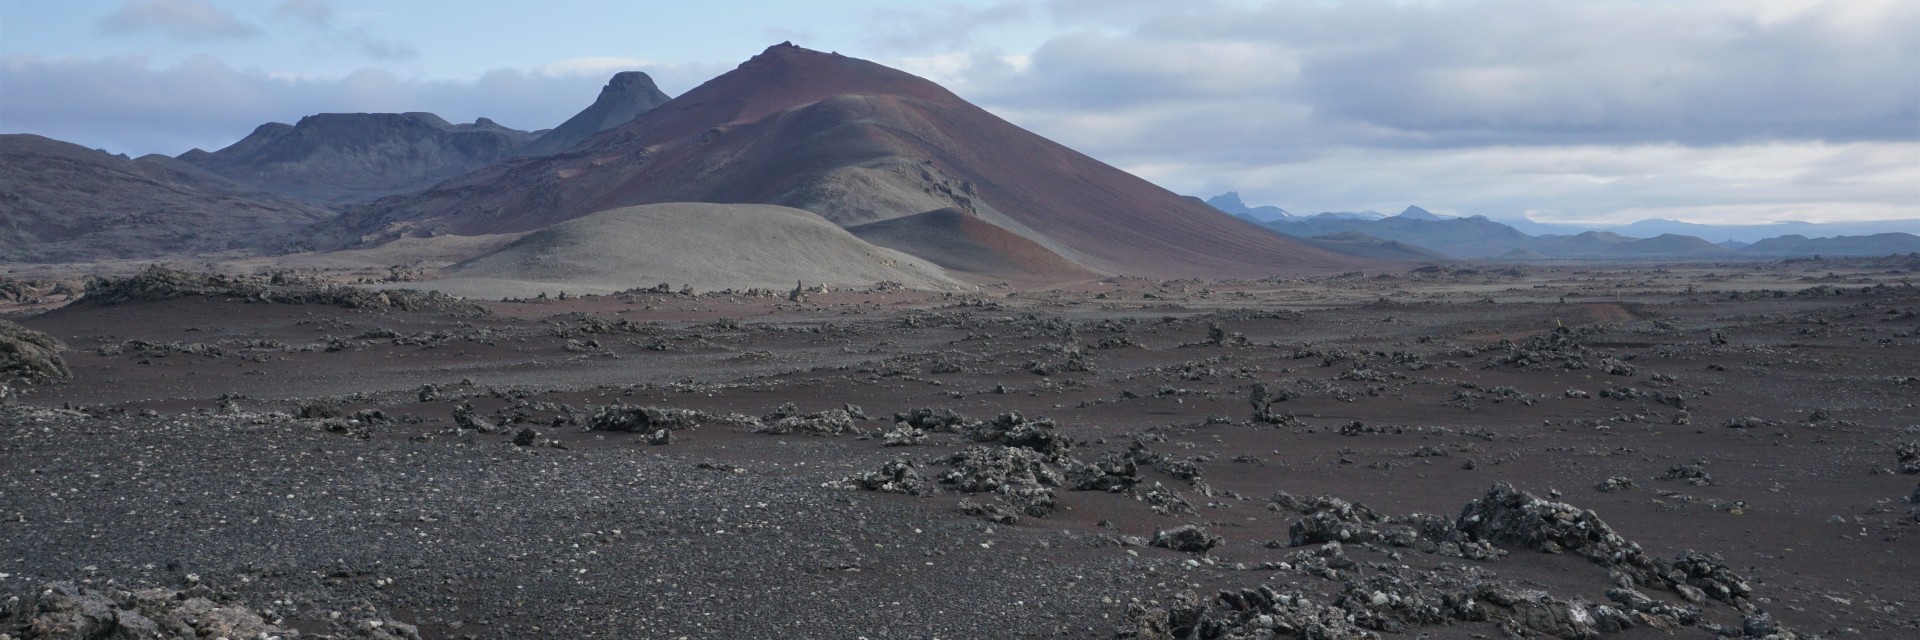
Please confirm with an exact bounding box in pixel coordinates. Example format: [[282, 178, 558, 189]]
[[324, 43, 1368, 280], [0, 134, 333, 262]]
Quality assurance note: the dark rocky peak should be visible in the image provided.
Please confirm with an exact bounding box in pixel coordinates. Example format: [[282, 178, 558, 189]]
[[607, 70, 660, 93], [518, 71, 672, 157]]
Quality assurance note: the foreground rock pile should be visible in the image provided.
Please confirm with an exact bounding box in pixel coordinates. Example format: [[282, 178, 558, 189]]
[[83, 266, 479, 313], [1118, 483, 1804, 639], [838, 410, 1220, 524], [1, 581, 419, 640], [0, 319, 70, 385]]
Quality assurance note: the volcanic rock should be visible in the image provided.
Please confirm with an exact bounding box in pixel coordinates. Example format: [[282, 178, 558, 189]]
[[1150, 524, 1223, 554], [0, 319, 70, 383]]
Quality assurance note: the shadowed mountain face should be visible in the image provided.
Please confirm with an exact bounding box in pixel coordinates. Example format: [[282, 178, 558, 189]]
[[516, 71, 672, 158], [324, 43, 1370, 280], [0, 134, 334, 262], [179, 113, 537, 204]]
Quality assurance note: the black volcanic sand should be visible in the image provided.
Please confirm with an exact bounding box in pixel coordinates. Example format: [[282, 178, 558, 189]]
[[5, 260, 1918, 638]]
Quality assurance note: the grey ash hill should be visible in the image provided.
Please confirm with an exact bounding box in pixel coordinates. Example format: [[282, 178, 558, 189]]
[[0, 133, 333, 262], [176, 72, 669, 204]]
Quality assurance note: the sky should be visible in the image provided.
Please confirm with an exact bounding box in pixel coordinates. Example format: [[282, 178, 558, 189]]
[[1, 0, 1916, 226]]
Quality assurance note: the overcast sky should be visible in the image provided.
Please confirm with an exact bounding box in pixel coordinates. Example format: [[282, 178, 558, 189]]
[[2, 0, 1915, 225]]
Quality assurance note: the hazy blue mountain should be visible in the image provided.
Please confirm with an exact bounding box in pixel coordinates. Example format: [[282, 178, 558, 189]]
[[1391, 205, 1450, 221], [1308, 211, 1387, 221], [1258, 215, 1536, 258], [1740, 233, 1920, 256], [1205, 191, 1293, 221], [1204, 193, 1916, 260], [1297, 230, 1455, 262], [1517, 218, 1917, 243]]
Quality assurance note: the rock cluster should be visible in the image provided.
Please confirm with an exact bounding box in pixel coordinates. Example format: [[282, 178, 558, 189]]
[[82, 266, 479, 313], [1897, 442, 1920, 475], [940, 445, 1065, 517], [839, 416, 1212, 523], [1, 581, 419, 640], [752, 403, 864, 436], [0, 319, 70, 383], [1118, 550, 1792, 640], [1594, 476, 1636, 492], [1276, 493, 1503, 560], [1150, 524, 1223, 553], [1485, 325, 1633, 376]]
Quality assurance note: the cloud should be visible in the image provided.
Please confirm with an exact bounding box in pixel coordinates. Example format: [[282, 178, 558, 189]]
[[273, 0, 334, 26], [538, 57, 656, 78], [98, 0, 261, 40], [340, 29, 418, 60], [273, 0, 418, 60], [0, 54, 717, 157], [884, 0, 1918, 223], [933, 0, 1919, 151], [863, 2, 1035, 54], [1130, 141, 1920, 224]]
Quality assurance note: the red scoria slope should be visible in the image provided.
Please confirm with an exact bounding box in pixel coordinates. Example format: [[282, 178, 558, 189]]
[[325, 43, 1371, 280]]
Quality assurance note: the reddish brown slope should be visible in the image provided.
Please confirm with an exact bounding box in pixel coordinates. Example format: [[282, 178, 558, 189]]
[[328, 43, 1370, 279]]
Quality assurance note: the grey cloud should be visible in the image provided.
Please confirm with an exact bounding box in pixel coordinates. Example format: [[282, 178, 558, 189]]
[[943, 0, 1918, 150], [342, 28, 419, 60], [273, 0, 419, 60], [98, 0, 262, 40], [273, 0, 334, 25], [0, 55, 716, 157], [906, 0, 1917, 224], [863, 2, 1035, 53]]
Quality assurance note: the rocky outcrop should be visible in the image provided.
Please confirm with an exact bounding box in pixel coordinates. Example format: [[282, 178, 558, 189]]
[[80, 266, 481, 313], [0, 319, 69, 384], [1, 581, 420, 640]]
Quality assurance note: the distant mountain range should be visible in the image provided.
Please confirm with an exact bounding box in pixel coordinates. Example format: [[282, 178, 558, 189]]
[[1209, 193, 1918, 260], [174, 73, 672, 204], [0, 70, 672, 261]]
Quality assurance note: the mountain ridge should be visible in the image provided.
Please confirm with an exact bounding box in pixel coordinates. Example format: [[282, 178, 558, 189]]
[[0, 133, 334, 262]]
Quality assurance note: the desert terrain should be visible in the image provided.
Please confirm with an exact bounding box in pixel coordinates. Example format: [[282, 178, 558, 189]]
[[4, 256, 1916, 639], [2, 29, 1915, 640]]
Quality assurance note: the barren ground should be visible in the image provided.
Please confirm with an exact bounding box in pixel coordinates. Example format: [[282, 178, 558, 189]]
[[4, 258, 1917, 639]]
